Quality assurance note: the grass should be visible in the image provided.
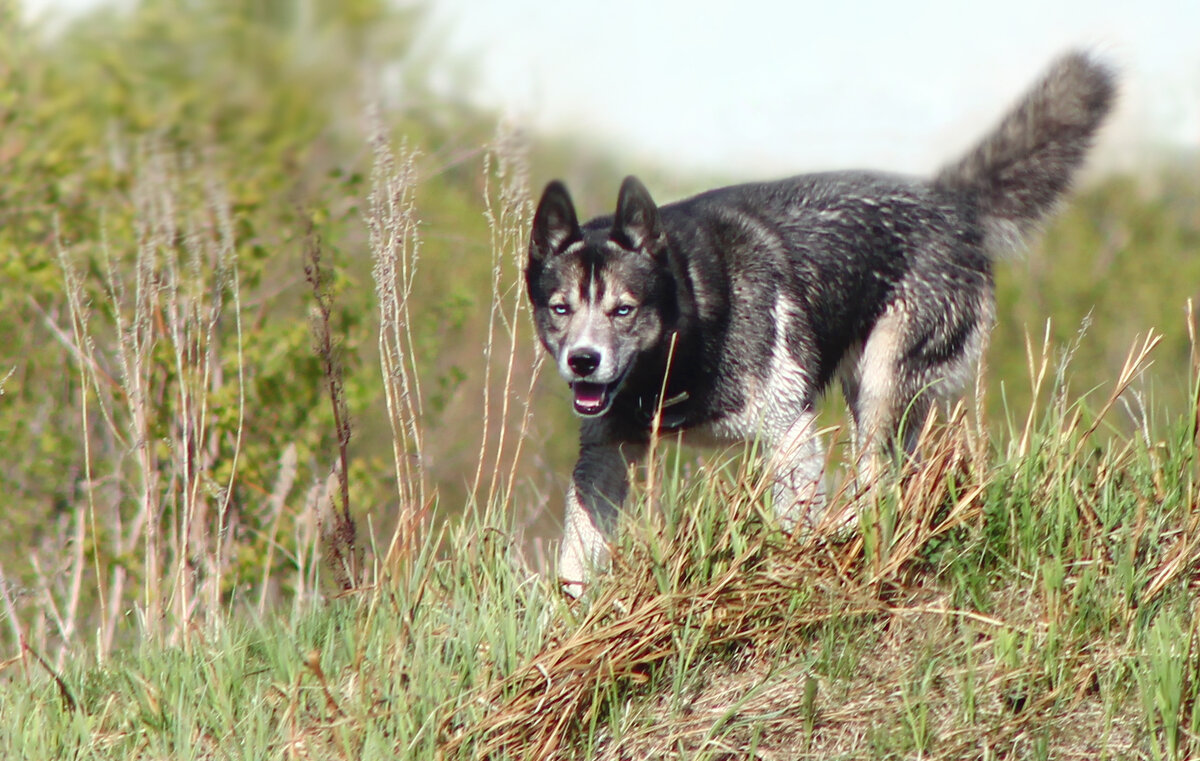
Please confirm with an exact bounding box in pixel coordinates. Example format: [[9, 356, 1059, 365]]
[[2, 313, 1199, 759]]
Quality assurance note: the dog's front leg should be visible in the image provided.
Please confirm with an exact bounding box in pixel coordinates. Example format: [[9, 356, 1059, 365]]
[[559, 441, 645, 596], [767, 408, 828, 532]]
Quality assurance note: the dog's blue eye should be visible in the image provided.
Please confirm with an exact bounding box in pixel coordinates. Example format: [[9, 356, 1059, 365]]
[[613, 305, 635, 317], [551, 304, 570, 316]]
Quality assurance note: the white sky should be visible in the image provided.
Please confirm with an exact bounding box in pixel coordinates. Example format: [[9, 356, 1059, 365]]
[[24, 0, 1200, 176], [426, 0, 1200, 176]]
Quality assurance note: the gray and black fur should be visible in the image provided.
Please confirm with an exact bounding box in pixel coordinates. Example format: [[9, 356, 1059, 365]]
[[526, 52, 1115, 593]]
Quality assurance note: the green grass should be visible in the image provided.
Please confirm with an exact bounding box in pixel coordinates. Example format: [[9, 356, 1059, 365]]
[[1, 505, 558, 760], [3, 348, 1198, 759]]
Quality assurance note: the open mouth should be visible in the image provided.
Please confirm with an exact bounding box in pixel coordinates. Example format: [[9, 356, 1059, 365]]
[[571, 380, 617, 417]]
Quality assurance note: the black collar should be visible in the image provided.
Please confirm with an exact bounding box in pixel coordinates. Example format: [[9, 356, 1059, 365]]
[[636, 389, 691, 431]]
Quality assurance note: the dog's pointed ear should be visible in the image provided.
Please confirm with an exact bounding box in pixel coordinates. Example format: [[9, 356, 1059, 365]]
[[530, 181, 582, 263], [612, 176, 664, 253]]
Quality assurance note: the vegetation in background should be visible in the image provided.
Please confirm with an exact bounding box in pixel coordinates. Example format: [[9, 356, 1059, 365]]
[[993, 170, 1200, 419], [0, 0, 509, 651], [1, 1, 1199, 757]]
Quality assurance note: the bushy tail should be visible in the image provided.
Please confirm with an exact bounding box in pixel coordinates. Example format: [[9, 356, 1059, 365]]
[[934, 51, 1116, 253]]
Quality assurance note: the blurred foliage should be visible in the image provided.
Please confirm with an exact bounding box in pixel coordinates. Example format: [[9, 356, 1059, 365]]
[[0, 0, 504, 641], [993, 169, 1200, 423]]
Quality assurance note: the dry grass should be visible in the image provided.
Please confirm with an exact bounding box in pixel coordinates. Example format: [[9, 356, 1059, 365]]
[[46, 143, 249, 652], [446, 318, 1200, 760], [367, 108, 430, 570]]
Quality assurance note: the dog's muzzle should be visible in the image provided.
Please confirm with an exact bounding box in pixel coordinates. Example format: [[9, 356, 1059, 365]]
[[565, 349, 624, 417]]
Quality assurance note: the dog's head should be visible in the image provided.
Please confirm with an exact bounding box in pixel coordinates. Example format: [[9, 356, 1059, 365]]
[[526, 176, 677, 418]]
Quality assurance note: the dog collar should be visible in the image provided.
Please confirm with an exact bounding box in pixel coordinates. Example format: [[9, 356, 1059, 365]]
[[637, 389, 691, 431]]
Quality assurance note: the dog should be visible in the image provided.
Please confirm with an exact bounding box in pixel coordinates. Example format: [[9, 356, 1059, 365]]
[[525, 51, 1115, 594]]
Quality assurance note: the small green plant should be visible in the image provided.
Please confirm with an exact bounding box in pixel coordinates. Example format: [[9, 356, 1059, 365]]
[[1137, 609, 1200, 761]]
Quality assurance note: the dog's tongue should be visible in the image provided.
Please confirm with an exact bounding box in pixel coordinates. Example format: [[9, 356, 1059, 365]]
[[572, 381, 608, 415]]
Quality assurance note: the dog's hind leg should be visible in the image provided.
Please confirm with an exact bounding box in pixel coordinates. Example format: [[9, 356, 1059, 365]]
[[848, 301, 911, 488], [852, 296, 992, 483], [559, 441, 645, 596]]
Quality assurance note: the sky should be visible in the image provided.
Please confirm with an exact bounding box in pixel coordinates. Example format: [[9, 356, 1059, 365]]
[[24, 0, 1200, 177], [424, 0, 1200, 176]]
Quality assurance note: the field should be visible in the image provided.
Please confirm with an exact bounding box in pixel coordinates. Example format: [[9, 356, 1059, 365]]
[[2, 3, 1200, 759]]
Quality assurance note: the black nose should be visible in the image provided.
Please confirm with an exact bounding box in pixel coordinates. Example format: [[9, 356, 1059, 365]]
[[567, 350, 601, 377]]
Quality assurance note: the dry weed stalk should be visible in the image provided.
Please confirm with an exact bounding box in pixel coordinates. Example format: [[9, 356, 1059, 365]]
[[1189, 299, 1200, 448], [366, 109, 429, 569], [50, 143, 247, 650], [471, 121, 543, 516], [257, 443, 299, 614], [54, 223, 119, 655], [304, 225, 361, 591]]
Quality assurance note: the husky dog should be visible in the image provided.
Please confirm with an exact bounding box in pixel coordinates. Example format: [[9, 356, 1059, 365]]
[[526, 52, 1115, 593]]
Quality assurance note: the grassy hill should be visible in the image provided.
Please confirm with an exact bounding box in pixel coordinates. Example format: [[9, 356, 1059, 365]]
[[3, 362, 1199, 759]]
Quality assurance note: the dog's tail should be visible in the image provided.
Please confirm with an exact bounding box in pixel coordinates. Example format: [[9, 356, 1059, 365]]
[[934, 51, 1116, 254]]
